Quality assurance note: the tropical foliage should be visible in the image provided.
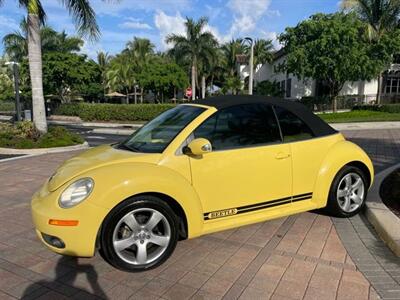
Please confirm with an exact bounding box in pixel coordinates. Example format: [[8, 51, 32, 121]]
[[3, 19, 83, 62], [279, 12, 400, 111], [254, 80, 283, 97], [0, 56, 14, 102], [0, 0, 102, 133], [0, 121, 83, 149], [55, 103, 176, 122], [166, 17, 218, 100], [341, 0, 400, 102]]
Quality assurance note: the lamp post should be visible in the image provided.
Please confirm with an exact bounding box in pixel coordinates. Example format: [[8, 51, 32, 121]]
[[5, 61, 21, 121], [243, 37, 254, 95]]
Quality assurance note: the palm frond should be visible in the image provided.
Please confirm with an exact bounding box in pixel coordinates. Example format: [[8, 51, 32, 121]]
[[18, 0, 46, 24], [60, 0, 99, 40]]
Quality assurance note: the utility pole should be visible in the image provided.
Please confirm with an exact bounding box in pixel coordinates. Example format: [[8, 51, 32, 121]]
[[5, 61, 21, 121]]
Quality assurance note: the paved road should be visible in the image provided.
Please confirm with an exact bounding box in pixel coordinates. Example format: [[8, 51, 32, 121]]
[[62, 124, 126, 146], [1, 128, 400, 299]]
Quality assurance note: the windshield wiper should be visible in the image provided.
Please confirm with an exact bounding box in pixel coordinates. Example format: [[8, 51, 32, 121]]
[[118, 143, 140, 153]]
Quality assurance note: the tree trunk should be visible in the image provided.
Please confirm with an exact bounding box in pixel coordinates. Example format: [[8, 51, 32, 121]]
[[134, 85, 137, 104], [332, 96, 337, 113], [210, 75, 214, 94], [376, 72, 383, 104], [191, 64, 196, 101], [140, 87, 144, 103], [126, 89, 129, 104], [201, 76, 206, 99], [27, 14, 47, 133]]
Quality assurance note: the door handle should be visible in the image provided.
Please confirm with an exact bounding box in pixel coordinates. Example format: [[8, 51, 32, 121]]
[[275, 152, 291, 160]]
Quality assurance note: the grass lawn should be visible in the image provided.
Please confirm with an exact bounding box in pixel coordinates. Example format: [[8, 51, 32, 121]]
[[318, 110, 400, 123]]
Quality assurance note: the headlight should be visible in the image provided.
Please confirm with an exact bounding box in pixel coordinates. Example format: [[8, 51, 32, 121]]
[[59, 178, 94, 208]]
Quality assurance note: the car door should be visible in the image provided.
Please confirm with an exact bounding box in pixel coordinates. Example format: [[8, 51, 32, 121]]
[[273, 106, 337, 201], [189, 103, 292, 221]]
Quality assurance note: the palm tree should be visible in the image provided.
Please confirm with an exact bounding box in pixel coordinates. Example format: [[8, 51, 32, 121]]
[[3, 21, 83, 61], [0, 0, 101, 133], [341, 0, 400, 103], [124, 37, 155, 103], [221, 39, 245, 77], [106, 56, 136, 104], [251, 39, 274, 68], [97, 51, 111, 99], [166, 17, 218, 100]]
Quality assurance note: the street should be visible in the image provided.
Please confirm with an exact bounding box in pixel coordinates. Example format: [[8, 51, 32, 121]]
[[61, 124, 127, 146]]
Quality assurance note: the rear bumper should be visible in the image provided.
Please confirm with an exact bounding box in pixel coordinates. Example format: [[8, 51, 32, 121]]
[[31, 183, 109, 257]]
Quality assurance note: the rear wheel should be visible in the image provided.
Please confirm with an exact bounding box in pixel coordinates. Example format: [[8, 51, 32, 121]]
[[326, 166, 368, 217], [100, 196, 179, 272]]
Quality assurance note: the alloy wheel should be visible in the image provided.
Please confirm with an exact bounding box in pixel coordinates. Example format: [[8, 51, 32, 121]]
[[337, 172, 365, 213], [112, 208, 171, 265]]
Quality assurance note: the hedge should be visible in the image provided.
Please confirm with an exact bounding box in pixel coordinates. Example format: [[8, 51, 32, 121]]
[[352, 104, 400, 113], [55, 103, 177, 122], [0, 102, 15, 112]]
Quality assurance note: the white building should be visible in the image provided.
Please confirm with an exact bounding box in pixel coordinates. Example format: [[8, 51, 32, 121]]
[[239, 49, 400, 104]]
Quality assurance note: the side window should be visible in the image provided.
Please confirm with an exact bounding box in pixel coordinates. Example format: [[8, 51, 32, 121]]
[[274, 106, 314, 142], [194, 104, 281, 151]]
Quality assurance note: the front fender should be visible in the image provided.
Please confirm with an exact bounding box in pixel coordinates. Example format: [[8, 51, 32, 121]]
[[84, 162, 204, 238], [313, 140, 374, 208]]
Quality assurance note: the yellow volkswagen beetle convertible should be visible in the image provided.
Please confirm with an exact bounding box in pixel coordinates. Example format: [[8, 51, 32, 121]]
[[32, 96, 374, 271]]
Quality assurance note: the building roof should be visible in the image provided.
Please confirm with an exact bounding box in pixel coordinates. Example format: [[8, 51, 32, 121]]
[[194, 95, 337, 137]]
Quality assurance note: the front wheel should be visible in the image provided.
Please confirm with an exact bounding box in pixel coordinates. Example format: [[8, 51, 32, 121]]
[[326, 166, 368, 217], [100, 196, 179, 272]]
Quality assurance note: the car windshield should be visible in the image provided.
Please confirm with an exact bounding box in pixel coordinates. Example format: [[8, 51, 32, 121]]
[[119, 105, 205, 153]]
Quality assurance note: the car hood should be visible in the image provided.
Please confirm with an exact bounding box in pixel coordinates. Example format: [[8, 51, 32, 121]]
[[48, 144, 161, 192]]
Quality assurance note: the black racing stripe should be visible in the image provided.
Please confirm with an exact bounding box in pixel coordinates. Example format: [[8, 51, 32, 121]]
[[238, 196, 292, 211], [237, 199, 292, 213], [293, 192, 313, 199], [203, 192, 313, 220]]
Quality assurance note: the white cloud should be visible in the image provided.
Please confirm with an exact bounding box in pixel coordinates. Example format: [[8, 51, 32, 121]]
[[154, 11, 186, 49], [227, 0, 272, 36], [119, 18, 152, 30], [259, 30, 281, 49]]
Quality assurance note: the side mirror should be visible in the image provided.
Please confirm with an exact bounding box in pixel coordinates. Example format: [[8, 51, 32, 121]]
[[184, 138, 212, 156]]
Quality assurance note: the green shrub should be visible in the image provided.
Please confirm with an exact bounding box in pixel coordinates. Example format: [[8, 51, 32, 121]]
[[0, 121, 84, 149], [352, 104, 400, 113], [55, 103, 176, 122], [0, 102, 14, 111]]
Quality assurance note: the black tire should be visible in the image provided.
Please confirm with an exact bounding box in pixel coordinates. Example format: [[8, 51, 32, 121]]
[[100, 195, 179, 272], [326, 165, 368, 217]]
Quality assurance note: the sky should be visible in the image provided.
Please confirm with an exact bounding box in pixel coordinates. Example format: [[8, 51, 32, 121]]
[[0, 0, 341, 59]]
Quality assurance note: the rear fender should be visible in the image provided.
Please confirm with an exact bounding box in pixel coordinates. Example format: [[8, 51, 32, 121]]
[[313, 140, 374, 208]]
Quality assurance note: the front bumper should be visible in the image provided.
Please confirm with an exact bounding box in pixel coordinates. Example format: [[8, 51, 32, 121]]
[[31, 181, 109, 257]]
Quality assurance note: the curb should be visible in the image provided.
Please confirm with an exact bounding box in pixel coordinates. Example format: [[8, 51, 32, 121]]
[[330, 121, 400, 131], [92, 128, 135, 135], [0, 141, 90, 155], [365, 163, 400, 256], [47, 119, 144, 129]]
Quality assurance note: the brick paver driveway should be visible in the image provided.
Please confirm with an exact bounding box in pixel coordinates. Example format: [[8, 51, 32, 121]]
[[0, 129, 399, 300]]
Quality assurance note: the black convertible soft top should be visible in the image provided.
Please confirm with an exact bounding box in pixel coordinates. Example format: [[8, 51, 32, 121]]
[[194, 95, 337, 137]]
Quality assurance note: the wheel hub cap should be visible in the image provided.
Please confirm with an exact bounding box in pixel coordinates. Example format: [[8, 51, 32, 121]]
[[337, 172, 365, 213], [112, 208, 171, 266]]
